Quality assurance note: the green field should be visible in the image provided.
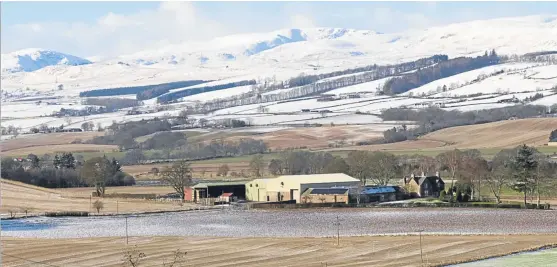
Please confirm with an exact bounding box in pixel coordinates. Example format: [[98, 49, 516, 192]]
[[454, 248, 557, 267]]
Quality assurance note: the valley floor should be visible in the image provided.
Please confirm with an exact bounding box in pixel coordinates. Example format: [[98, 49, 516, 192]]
[[3, 235, 557, 267]]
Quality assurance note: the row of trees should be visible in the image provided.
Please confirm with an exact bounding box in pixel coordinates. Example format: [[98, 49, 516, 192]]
[[88, 119, 173, 150], [380, 105, 552, 143], [382, 51, 500, 95], [120, 138, 268, 165], [157, 80, 257, 103], [79, 80, 207, 100], [1, 153, 135, 190], [83, 98, 141, 112]]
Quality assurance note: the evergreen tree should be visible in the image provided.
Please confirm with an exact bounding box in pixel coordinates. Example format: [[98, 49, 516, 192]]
[[511, 144, 538, 206], [53, 155, 62, 169], [60, 153, 76, 169]]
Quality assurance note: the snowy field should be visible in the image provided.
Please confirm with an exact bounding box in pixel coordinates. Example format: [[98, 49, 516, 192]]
[[2, 208, 557, 238], [403, 63, 539, 97], [1, 102, 95, 119]]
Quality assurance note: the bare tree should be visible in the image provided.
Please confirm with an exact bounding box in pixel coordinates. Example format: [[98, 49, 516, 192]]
[[64, 117, 72, 126], [93, 200, 104, 214], [217, 164, 230, 177], [123, 246, 147, 267], [161, 160, 193, 201], [163, 250, 188, 267], [436, 149, 463, 195], [249, 154, 265, 177], [319, 196, 327, 203]]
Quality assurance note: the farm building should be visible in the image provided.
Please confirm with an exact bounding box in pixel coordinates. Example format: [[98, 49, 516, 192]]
[[255, 173, 360, 203], [403, 172, 445, 198], [245, 178, 274, 202], [301, 188, 350, 204], [191, 181, 248, 203], [355, 186, 406, 203]]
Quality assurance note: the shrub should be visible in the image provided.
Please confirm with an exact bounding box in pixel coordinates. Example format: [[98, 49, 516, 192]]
[[456, 190, 463, 202], [45, 211, 89, 217], [439, 191, 447, 202], [462, 194, 470, 202]]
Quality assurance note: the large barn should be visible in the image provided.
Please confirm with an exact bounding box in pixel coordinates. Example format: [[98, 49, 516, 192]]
[[245, 173, 360, 203]]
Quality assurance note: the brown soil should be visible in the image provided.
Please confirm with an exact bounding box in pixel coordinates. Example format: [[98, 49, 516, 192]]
[[1, 144, 118, 156], [0, 132, 105, 151], [0, 179, 192, 216], [226, 125, 385, 150], [3, 234, 557, 267], [331, 118, 557, 152]]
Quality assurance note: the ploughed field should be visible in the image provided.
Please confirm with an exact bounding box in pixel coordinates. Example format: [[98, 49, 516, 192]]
[[3, 208, 557, 238]]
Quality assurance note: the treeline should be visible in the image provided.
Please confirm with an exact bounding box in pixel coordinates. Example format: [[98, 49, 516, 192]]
[[285, 55, 448, 88], [121, 138, 267, 165], [83, 98, 141, 112], [200, 55, 447, 112], [383, 51, 500, 95], [88, 119, 172, 150], [380, 105, 552, 143], [1, 153, 134, 189], [79, 80, 208, 100], [157, 80, 256, 103]]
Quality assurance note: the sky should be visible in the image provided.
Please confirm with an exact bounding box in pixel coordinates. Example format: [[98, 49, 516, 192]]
[[2, 1, 556, 59]]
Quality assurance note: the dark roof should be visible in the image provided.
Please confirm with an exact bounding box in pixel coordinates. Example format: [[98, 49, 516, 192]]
[[409, 176, 444, 186], [362, 186, 399, 194], [305, 188, 349, 195]]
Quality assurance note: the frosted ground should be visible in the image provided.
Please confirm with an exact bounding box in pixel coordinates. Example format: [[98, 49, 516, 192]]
[[3, 208, 557, 239], [451, 248, 557, 267]]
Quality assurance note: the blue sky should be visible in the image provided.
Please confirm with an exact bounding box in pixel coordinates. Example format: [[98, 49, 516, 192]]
[[2, 1, 555, 58]]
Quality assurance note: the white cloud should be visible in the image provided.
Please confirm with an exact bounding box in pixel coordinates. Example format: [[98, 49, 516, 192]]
[[371, 7, 433, 31], [289, 14, 316, 28], [1, 2, 229, 58]]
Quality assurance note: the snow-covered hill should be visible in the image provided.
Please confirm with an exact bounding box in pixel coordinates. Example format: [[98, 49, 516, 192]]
[[2, 15, 557, 94], [1, 49, 91, 73]]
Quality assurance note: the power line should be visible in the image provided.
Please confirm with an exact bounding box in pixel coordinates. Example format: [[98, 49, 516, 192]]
[[2, 253, 64, 267]]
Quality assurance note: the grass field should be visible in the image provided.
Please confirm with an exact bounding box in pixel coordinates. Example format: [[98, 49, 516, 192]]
[[2, 235, 557, 267]]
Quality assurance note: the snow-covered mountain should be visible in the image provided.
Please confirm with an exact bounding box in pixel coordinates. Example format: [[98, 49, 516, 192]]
[[2, 15, 556, 93], [1, 48, 91, 73]]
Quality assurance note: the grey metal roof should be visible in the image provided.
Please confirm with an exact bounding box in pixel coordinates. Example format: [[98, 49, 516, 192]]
[[307, 188, 349, 195]]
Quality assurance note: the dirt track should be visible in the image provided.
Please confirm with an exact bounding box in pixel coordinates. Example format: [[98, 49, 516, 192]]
[[3, 235, 557, 267]]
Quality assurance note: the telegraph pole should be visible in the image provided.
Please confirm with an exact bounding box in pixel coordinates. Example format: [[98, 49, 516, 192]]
[[333, 215, 342, 246], [418, 229, 424, 266], [125, 217, 129, 245]]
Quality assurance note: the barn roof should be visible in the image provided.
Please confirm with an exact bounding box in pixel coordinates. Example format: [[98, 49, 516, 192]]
[[276, 173, 359, 184], [302, 188, 350, 195], [193, 181, 249, 189]]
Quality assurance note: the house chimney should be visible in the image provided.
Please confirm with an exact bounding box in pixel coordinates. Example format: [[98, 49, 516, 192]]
[[411, 173, 415, 179], [435, 171, 440, 177], [421, 171, 425, 177]]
